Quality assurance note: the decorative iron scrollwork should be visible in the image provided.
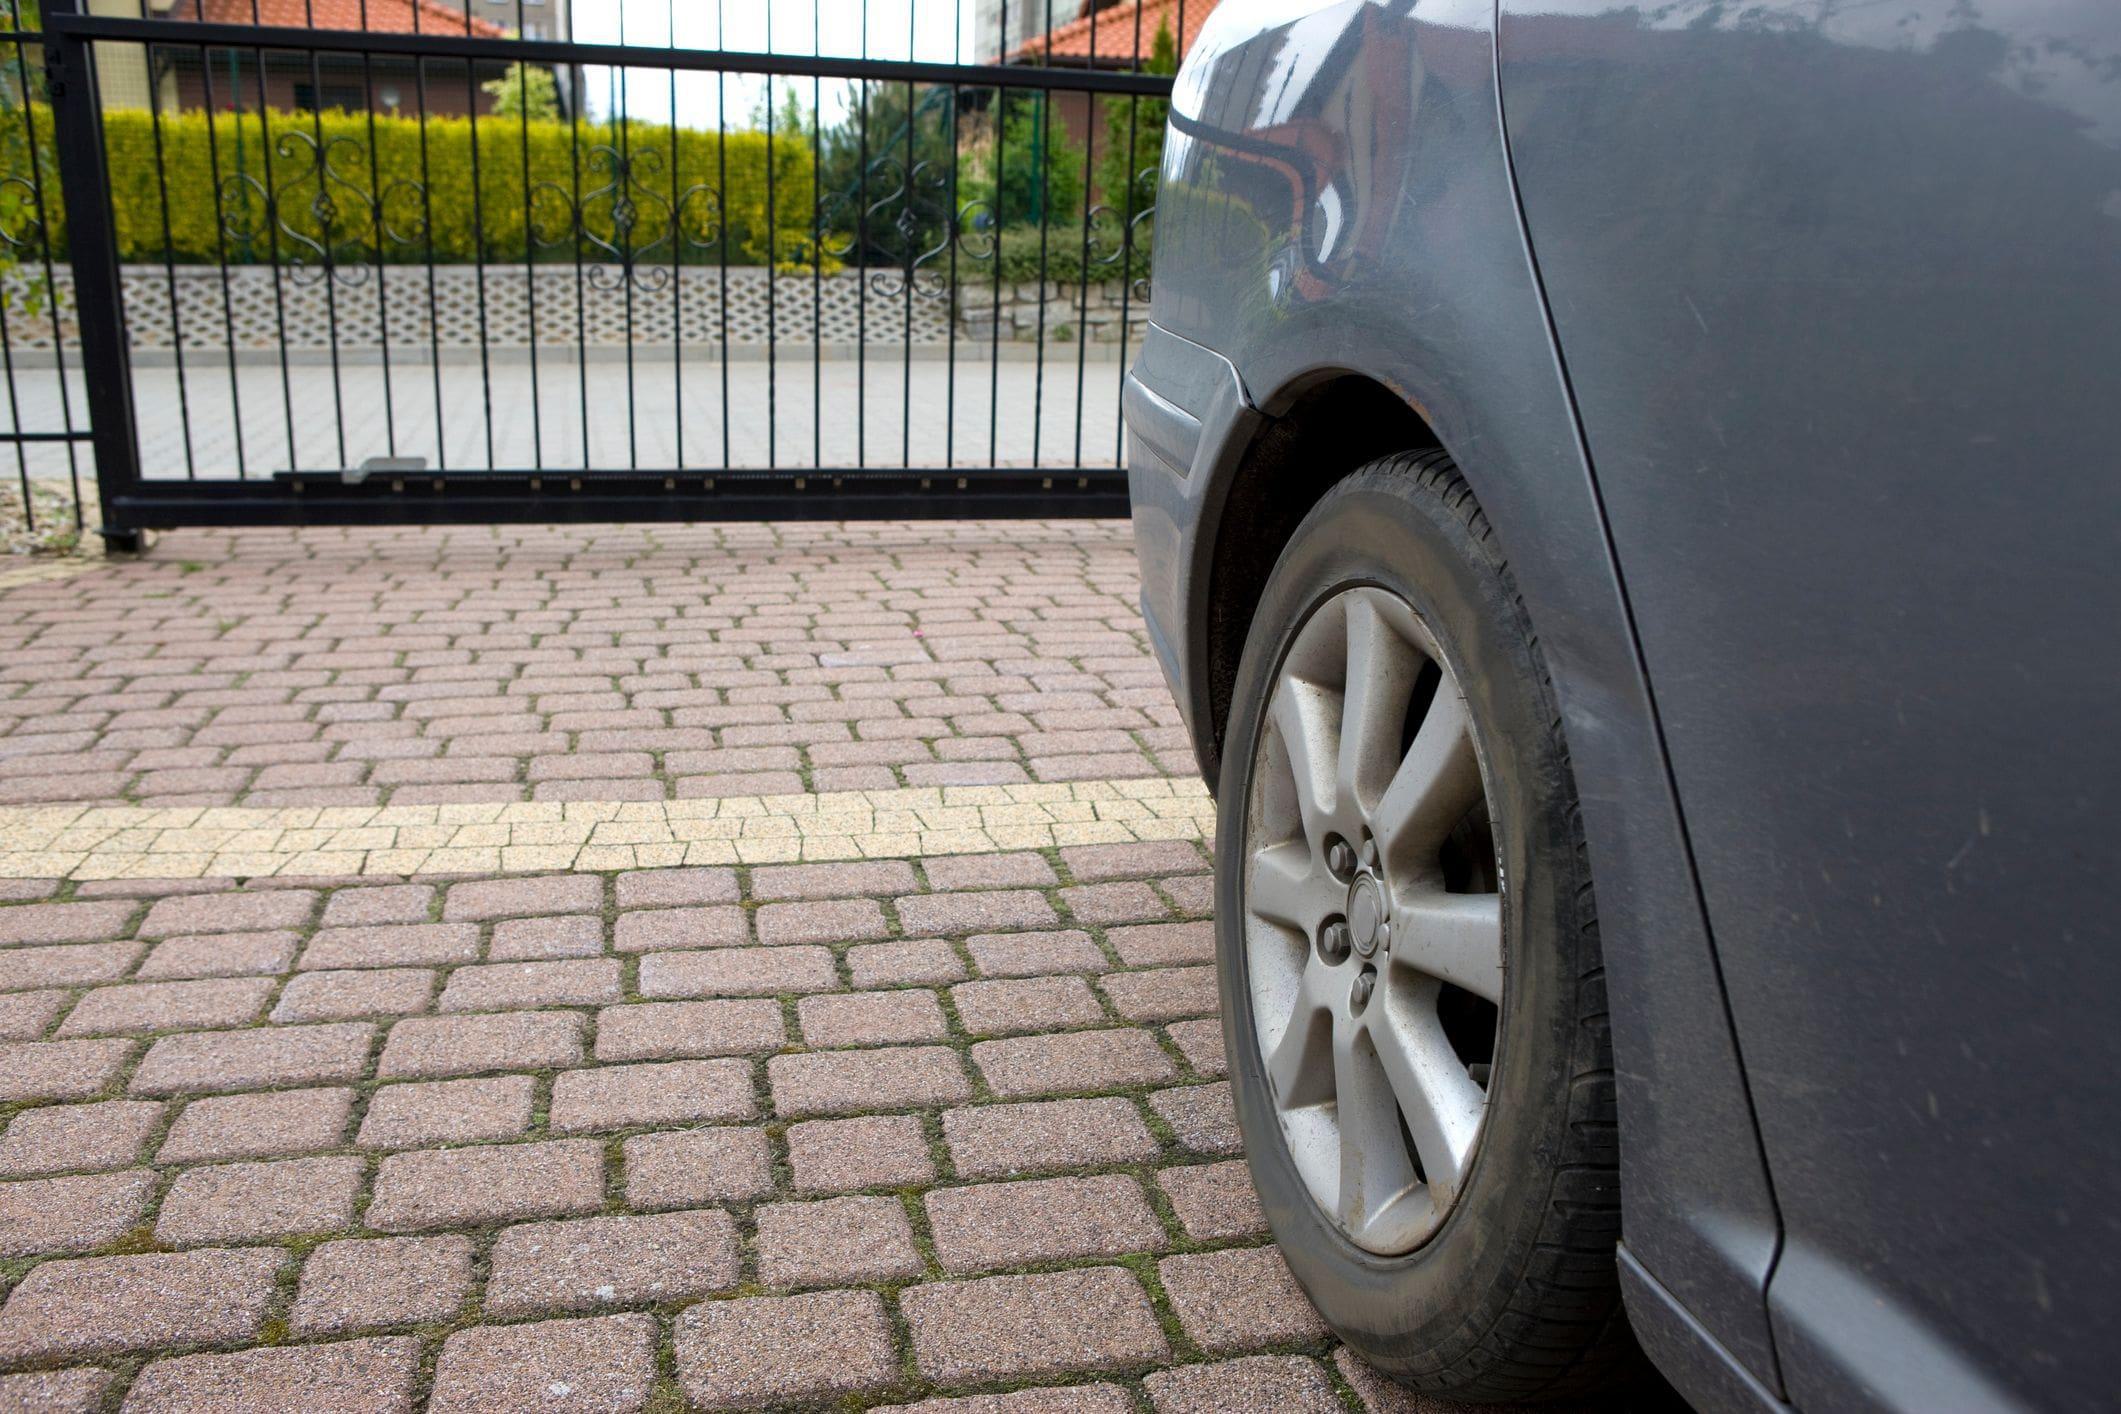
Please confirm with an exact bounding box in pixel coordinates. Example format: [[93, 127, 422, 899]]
[[1087, 166, 1157, 302], [579, 145, 677, 293]]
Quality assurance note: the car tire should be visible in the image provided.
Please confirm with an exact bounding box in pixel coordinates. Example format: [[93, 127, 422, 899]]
[[1215, 450, 1638, 1402]]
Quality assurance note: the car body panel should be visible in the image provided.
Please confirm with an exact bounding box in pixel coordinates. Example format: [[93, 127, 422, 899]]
[[1128, 0, 1785, 1389], [1497, 0, 2121, 1410]]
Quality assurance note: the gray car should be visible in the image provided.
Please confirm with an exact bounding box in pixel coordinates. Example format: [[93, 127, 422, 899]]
[[1123, 0, 2120, 1409]]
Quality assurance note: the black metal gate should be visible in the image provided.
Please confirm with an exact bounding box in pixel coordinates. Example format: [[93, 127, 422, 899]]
[[4, 0, 1178, 547]]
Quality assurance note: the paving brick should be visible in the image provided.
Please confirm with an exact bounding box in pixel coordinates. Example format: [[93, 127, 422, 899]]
[[942, 1097, 1160, 1179], [1158, 1162, 1269, 1240], [966, 929, 1107, 977], [797, 989, 947, 1046], [437, 958, 622, 1011], [637, 945, 838, 997], [155, 1154, 364, 1244], [897, 889, 1057, 937], [131, 1023, 371, 1096], [139, 890, 316, 937], [621, 1127, 773, 1210], [613, 906, 749, 953], [125, 1337, 420, 1414], [972, 1028, 1177, 1097], [158, 1087, 355, 1163], [950, 976, 1105, 1035], [444, 874, 603, 921], [0, 1039, 134, 1103], [594, 999, 785, 1060], [321, 885, 435, 927], [487, 1209, 740, 1316], [1159, 874, 1216, 914], [366, 1138, 605, 1231], [768, 1046, 971, 1117], [900, 1266, 1169, 1385], [1109, 922, 1216, 967], [376, 1010, 582, 1078], [0, 901, 137, 947], [430, 1313, 658, 1414], [1159, 1247, 1330, 1353], [1150, 1083, 1243, 1155], [57, 977, 273, 1037], [675, 1290, 900, 1410], [300, 922, 481, 970], [1063, 841, 1207, 882], [755, 1195, 923, 1288], [0, 942, 142, 992], [357, 1075, 535, 1148], [848, 937, 966, 988], [1168, 1018, 1227, 1076], [755, 896, 892, 946], [612, 866, 738, 908], [0, 1100, 163, 1177], [749, 859, 917, 901], [872, 1389, 1135, 1414], [1334, 1347, 1436, 1412], [271, 968, 435, 1022], [785, 1114, 936, 1194], [0, 1169, 156, 1255], [0, 988, 65, 1040], [1102, 966, 1219, 1023], [291, 1236, 474, 1335], [488, 913, 605, 960], [136, 930, 301, 980], [922, 852, 1058, 890], [0, 1248, 283, 1360], [549, 1059, 756, 1133], [0, 1369, 113, 1413], [1063, 881, 1173, 925], [927, 1173, 1167, 1274], [1144, 1356, 1342, 1413]]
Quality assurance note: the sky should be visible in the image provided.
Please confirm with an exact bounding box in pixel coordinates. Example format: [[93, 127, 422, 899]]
[[565, 0, 997, 130]]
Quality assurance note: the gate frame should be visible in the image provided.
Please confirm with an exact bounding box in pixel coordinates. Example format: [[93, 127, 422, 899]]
[[40, 3, 1172, 546]]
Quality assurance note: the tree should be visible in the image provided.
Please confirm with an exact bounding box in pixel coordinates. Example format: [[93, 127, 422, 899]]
[[1096, 19, 1175, 217], [482, 62, 560, 122]]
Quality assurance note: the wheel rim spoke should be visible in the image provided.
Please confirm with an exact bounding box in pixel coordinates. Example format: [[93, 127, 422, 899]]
[[1270, 673, 1342, 850], [1371, 991, 1487, 1202], [1247, 840, 1323, 937], [1334, 1014, 1425, 1242], [1374, 687, 1481, 876], [1390, 889, 1503, 1003], [1265, 957, 1337, 1109], [1337, 593, 1418, 817]]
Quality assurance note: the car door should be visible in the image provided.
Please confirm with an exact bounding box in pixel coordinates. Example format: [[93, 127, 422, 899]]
[[1495, 1, 2121, 1410]]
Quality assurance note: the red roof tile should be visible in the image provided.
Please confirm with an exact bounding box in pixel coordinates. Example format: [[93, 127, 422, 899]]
[[1011, 0, 1223, 67], [181, 0, 511, 40]]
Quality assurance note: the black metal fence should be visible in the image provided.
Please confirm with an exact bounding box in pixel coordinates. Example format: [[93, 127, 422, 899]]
[[0, 0, 1183, 548]]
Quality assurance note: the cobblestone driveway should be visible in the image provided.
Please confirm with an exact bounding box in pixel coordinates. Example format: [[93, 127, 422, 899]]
[[0, 523, 1484, 1412]]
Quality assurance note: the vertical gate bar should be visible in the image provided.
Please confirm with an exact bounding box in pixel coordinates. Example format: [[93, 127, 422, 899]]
[[943, 0, 960, 470], [415, 52, 447, 470], [466, 56, 497, 468], [569, 63, 587, 469], [1030, 0, 1053, 472], [143, 35, 196, 479], [666, 9, 681, 471], [614, 31, 638, 472], [249, 43, 299, 472], [42, 0, 141, 545], [986, 67, 1002, 470], [762, 8, 777, 474], [854, 11, 866, 472], [198, 47, 248, 478], [1114, 0, 1146, 467], [517, 25, 544, 471], [809, 0, 819, 472], [898, 1, 913, 470], [0, 35, 28, 527], [712, 14, 727, 471], [304, 44, 350, 469], [1072, 77, 1095, 468], [360, 45, 398, 460]]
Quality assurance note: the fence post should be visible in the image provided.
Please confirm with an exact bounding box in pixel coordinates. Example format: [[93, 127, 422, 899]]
[[42, 0, 145, 553]]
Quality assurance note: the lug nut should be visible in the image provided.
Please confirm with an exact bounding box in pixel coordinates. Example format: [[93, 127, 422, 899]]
[[1360, 837, 1381, 873], [1350, 967, 1376, 1012], [1319, 918, 1352, 964], [1326, 837, 1356, 881], [1375, 918, 1390, 954]]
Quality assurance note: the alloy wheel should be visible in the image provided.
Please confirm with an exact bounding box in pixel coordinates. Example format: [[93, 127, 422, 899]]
[[1242, 585, 1504, 1254]]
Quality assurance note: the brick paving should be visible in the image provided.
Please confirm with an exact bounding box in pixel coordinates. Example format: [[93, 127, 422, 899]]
[[0, 523, 1537, 1411]]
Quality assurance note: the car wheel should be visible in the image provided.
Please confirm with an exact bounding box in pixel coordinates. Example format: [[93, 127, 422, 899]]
[[1215, 451, 1636, 1401]]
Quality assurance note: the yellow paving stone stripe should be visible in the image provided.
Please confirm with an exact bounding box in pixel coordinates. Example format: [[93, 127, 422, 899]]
[[0, 777, 1217, 879]]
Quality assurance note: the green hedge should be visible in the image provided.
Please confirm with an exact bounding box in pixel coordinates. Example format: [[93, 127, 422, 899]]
[[76, 106, 822, 266], [982, 221, 1152, 285]]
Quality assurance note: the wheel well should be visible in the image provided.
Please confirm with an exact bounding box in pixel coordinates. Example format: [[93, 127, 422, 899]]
[[1201, 373, 1441, 780]]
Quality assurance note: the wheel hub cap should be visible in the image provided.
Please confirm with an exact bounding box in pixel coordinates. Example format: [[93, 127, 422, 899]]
[[1346, 875, 1385, 958]]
